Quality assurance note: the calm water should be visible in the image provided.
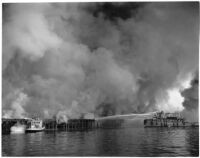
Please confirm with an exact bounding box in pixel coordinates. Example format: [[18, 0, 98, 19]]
[[2, 127, 199, 156]]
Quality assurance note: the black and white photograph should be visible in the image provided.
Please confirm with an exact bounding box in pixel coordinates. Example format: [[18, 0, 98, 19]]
[[2, 1, 199, 156]]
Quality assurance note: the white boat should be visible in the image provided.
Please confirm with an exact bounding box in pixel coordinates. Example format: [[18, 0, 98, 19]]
[[26, 119, 45, 133], [10, 123, 26, 134]]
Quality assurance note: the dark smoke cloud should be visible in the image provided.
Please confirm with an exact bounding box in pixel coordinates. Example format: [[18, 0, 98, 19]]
[[89, 2, 144, 21], [181, 72, 199, 122], [2, 3, 199, 120], [182, 72, 198, 110]]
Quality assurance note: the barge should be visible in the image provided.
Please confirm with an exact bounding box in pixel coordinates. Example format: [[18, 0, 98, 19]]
[[144, 111, 199, 127]]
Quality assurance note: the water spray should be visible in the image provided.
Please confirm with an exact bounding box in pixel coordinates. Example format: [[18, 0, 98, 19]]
[[95, 111, 159, 120]]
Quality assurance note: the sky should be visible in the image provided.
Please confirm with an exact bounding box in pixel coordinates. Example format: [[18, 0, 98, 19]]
[[2, 2, 199, 121]]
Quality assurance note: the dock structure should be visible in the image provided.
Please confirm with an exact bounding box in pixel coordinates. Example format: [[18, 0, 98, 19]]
[[43, 119, 57, 130], [2, 118, 30, 133], [57, 119, 95, 131], [2, 118, 124, 133], [95, 119, 124, 129], [2, 112, 198, 133], [2, 118, 96, 133]]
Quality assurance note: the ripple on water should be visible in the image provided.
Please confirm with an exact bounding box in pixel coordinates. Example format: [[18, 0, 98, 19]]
[[2, 127, 199, 156]]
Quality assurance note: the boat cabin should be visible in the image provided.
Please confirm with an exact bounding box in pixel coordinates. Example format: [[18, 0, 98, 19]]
[[28, 119, 43, 129]]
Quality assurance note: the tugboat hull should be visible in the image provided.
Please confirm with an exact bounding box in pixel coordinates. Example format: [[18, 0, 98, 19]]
[[26, 127, 45, 133], [26, 118, 45, 132]]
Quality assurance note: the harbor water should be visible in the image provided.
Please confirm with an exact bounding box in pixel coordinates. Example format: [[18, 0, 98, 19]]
[[2, 127, 199, 156]]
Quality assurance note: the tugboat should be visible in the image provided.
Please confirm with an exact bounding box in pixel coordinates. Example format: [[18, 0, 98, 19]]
[[26, 118, 45, 133]]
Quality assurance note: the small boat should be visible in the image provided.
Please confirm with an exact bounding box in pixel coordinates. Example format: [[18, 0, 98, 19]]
[[26, 118, 45, 133], [10, 122, 26, 134]]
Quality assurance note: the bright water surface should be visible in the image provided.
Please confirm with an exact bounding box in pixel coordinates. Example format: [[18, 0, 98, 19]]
[[2, 127, 199, 156]]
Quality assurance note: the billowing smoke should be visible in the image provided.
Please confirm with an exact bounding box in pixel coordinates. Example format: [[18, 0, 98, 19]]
[[56, 111, 68, 123], [2, 3, 199, 120], [2, 89, 29, 118], [181, 72, 199, 122]]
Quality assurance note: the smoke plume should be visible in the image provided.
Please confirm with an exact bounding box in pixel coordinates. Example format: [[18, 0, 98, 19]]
[[181, 72, 199, 122], [3, 89, 29, 118], [2, 3, 199, 120]]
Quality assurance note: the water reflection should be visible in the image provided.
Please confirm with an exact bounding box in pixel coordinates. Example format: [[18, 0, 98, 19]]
[[10, 134, 26, 156], [186, 128, 199, 156], [95, 129, 120, 156], [2, 127, 199, 156]]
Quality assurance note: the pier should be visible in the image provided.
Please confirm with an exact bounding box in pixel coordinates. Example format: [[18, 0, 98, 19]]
[[3, 112, 198, 133], [2, 118, 29, 133], [57, 119, 96, 131], [95, 119, 124, 128], [2, 118, 125, 133]]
